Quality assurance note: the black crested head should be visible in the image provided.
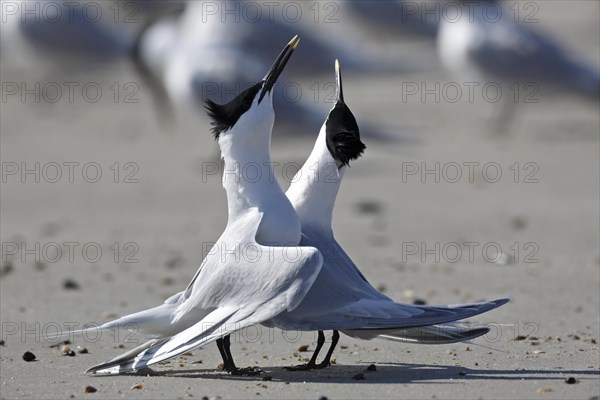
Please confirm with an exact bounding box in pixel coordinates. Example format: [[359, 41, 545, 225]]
[[325, 102, 365, 167], [204, 81, 263, 139]]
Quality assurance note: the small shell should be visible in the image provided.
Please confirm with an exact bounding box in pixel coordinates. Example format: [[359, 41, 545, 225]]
[[84, 386, 97, 393]]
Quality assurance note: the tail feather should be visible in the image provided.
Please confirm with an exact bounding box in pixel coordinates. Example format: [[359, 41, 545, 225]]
[[86, 307, 240, 374], [45, 295, 193, 342], [343, 324, 490, 345], [85, 338, 166, 374], [339, 297, 509, 331]]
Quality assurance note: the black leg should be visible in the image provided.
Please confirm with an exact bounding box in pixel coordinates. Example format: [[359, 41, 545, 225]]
[[285, 330, 326, 371], [222, 335, 262, 376], [316, 330, 339, 369], [216, 337, 232, 372]]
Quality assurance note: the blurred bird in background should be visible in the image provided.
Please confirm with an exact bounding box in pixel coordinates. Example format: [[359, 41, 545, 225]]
[[437, 0, 600, 133], [4, 0, 440, 140], [3, 0, 598, 138], [134, 0, 437, 139]]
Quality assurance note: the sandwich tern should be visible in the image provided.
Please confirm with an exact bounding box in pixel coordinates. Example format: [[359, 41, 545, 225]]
[[437, 0, 600, 131], [134, 1, 415, 140], [3, 1, 183, 69], [62, 36, 324, 375], [262, 60, 509, 370]]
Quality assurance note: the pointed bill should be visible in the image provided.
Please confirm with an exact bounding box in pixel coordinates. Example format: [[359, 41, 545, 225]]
[[335, 59, 344, 103], [258, 35, 300, 104]]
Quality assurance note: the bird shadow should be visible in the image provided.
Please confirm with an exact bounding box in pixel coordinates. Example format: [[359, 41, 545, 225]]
[[97, 361, 600, 384]]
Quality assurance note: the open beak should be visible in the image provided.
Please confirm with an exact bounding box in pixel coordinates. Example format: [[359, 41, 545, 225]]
[[258, 35, 300, 104], [335, 59, 344, 104]]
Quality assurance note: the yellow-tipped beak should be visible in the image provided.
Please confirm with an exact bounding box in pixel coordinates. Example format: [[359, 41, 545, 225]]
[[258, 35, 301, 104]]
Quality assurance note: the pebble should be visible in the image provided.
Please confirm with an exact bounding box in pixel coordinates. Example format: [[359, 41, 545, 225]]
[[413, 298, 428, 305], [131, 383, 143, 390], [77, 346, 88, 354], [356, 200, 383, 215], [0, 262, 13, 277], [537, 387, 552, 393], [458, 371, 466, 376], [297, 345, 309, 352], [63, 279, 80, 290], [84, 386, 97, 393], [319, 397, 329, 400], [565, 377, 578, 384], [351, 373, 365, 380], [365, 364, 377, 372], [0, 340, 5, 346], [23, 351, 36, 362], [61, 346, 75, 357]]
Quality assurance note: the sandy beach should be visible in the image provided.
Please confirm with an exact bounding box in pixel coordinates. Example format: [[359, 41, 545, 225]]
[[1, 1, 599, 399]]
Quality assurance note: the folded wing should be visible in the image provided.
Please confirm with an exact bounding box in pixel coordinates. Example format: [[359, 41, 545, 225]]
[[87, 234, 323, 374]]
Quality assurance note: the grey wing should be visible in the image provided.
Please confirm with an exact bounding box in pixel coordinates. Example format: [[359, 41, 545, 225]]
[[86, 243, 323, 374], [19, 2, 137, 59], [345, 0, 439, 38], [266, 231, 398, 329], [470, 21, 600, 96], [268, 229, 509, 330]]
